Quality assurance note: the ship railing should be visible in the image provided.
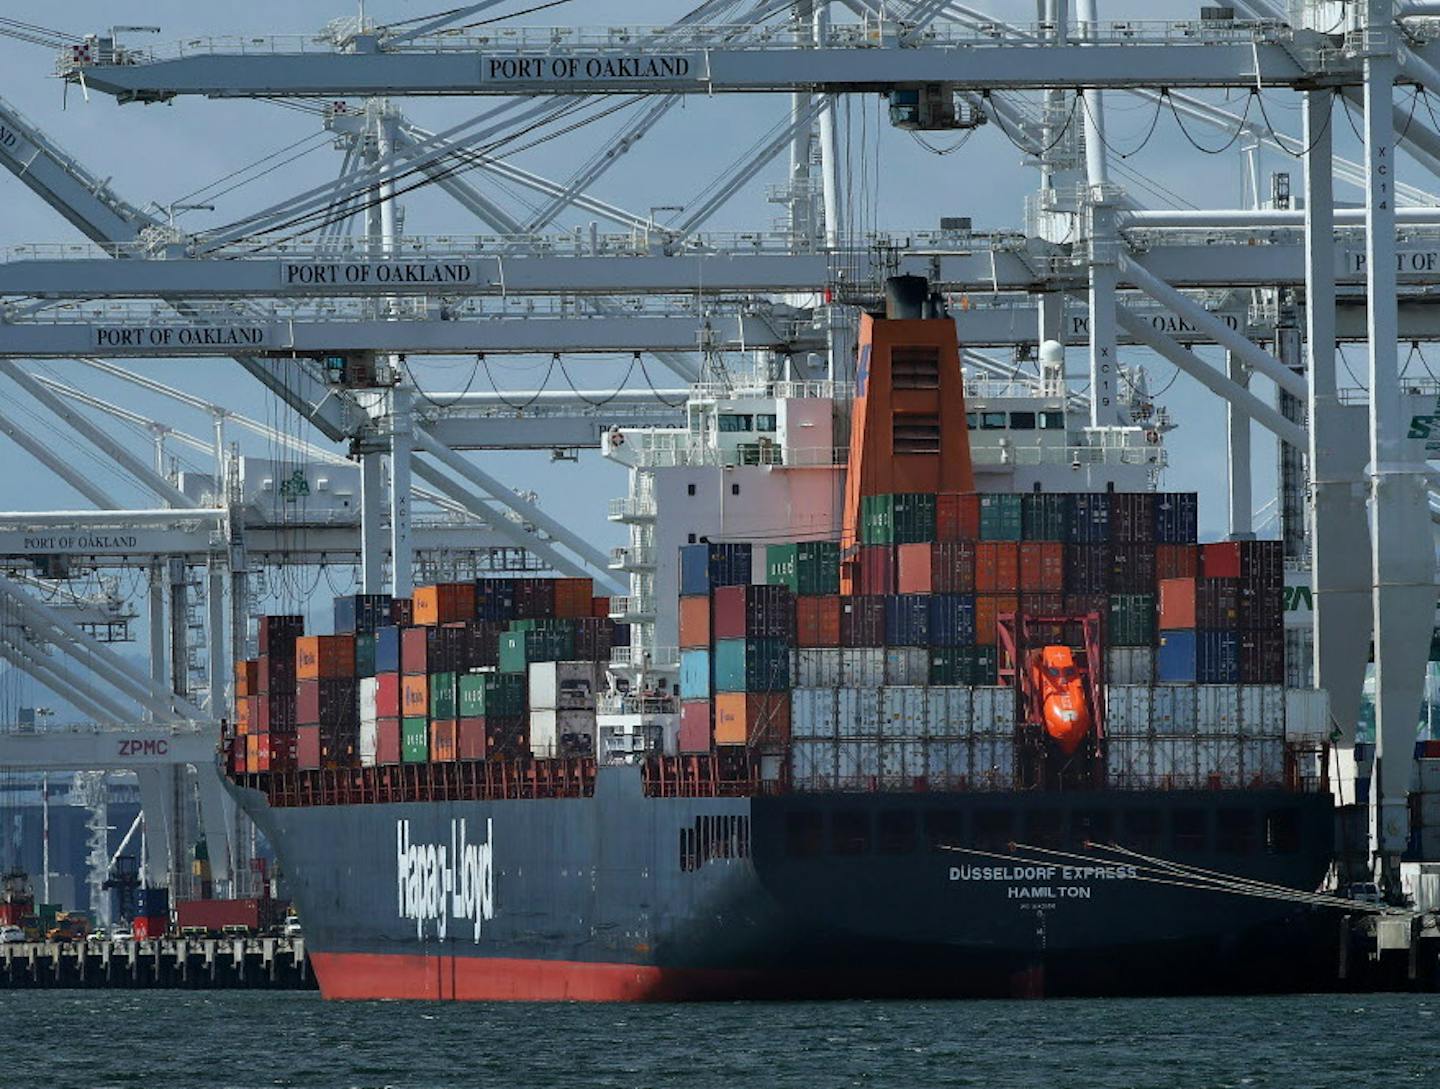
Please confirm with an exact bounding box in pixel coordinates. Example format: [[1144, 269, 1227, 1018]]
[[597, 692, 679, 716], [607, 645, 679, 671], [623, 441, 848, 469], [968, 443, 1164, 467], [607, 497, 657, 520]]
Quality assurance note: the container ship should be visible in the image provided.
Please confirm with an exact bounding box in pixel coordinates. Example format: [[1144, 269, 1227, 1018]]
[[221, 278, 1338, 1000]]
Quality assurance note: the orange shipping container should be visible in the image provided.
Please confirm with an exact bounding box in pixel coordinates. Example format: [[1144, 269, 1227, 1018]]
[[974, 594, 1019, 646], [553, 577, 595, 619], [795, 595, 841, 647], [713, 692, 790, 748], [936, 492, 980, 541], [430, 719, 458, 762], [246, 734, 260, 763], [295, 635, 356, 680], [402, 675, 429, 717], [234, 659, 258, 697], [412, 582, 477, 626], [975, 542, 1020, 593], [1158, 578, 1197, 629], [896, 542, 934, 594], [1018, 541, 1064, 592], [678, 595, 711, 649], [235, 696, 256, 734], [1156, 544, 1200, 582]]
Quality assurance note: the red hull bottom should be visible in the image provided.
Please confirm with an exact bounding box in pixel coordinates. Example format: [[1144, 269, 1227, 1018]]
[[310, 951, 762, 1002]]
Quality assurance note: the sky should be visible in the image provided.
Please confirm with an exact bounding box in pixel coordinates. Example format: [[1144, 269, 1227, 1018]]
[[0, 0, 1419, 715]]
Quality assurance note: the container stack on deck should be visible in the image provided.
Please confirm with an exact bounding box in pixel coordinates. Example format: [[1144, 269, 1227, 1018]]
[[227, 578, 625, 774], [670, 489, 1305, 793]]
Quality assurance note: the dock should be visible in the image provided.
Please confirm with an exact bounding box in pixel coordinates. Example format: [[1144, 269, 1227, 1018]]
[[0, 936, 314, 990]]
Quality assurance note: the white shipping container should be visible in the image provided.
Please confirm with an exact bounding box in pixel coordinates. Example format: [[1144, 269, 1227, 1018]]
[[791, 687, 838, 738], [1154, 736, 1199, 788], [1197, 685, 1240, 736], [1284, 688, 1332, 741], [1152, 685, 1197, 735], [1245, 737, 1286, 787], [530, 708, 596, 759], [359, 718, 378, 767], [1106, 647, 1154, 686], [884, 648, 929, 685], [1105, 737, 1152, 789], [837, 739, 881, 783], [971, 735, 1015, 786], [1236, 685, 1262, 737], [793, 648, 843, 688], [789, 739, 838, 789], [927, 739, 972, 785], [972, 687, 1016, 733], [1105, 686, 1152, 736], [1197, 735, 1243, 788], [839, 648, 885, 687], [359, 676, 379, 724], [1260, 685, 1286, 737], [880, 740, 925, 785], [836, 686, 882, 737], [528, 661, 601, 711], [882, 686, 927, 738], [926, 686, 972, 738]]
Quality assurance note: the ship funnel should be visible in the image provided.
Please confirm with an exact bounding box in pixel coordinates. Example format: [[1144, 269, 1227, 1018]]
[[884, 275, 929, 320]]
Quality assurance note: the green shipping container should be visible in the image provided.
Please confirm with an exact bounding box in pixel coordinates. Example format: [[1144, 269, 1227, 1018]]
[[971, 646, 998, 685], [354, 632, 377, 677], [712, 637, 790, 692], [429, 672, 458, 719], [860, 494, 894, 545], [458, 672, 524, 718], [1021, 493, 1070, 542], [402, 717, 429, 763], [767, 541, 841, 595], [509, 618, 572, 633], [928, 647, 968, 685], [979, 493, 1024, 541], [499, 627, 576, 673], [1108, 594, 1157, 647], [891, 492, 937, 545]]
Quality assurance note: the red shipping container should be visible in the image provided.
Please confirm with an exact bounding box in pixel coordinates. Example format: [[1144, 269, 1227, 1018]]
[[590, 596, 611, 618], [257, 655, 294, 696], [430, 719, 458, 762], [413, 582, 477, 626], [552, 577, 595, 619], [297, 724, 322, 770], [679, 700, 712, 753], [1019, 541, 1064, 592], [974, 594, 1018, 646], [839, 595, 887, 647], [1202, 541, 1243, 579], [401, 627, 429, 674], [457, 717, 487, 760], [795, 595, 841, 647], [931, 541, 975, 594], [936, 492, 980, 541], [1158, 578, 1197, 629], [858, 545, 896, 595], [174, 898, 270, 934], [376, 673, 401, 718], [257, 693, 296, 733], [295, 678, 358, 727], [679, 595, 711, 649], [132, 916, 167, 940], [264, 732, 298, 771], [295, 634, 356, 681], [1019, 592, 1064, 619], [1155, 544, 1199, 581], [712, 585, 792, 640], [377, 718, 402, 765], [896, 542, 933, 593], [975, 542, 1020, 593]]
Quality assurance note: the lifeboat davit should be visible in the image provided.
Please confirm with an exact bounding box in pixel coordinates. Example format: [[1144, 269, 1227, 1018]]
[[1033, 645, 1091, 755]]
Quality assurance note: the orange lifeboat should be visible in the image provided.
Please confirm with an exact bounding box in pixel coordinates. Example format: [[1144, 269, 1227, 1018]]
[[1032, 645, 1091, 755]]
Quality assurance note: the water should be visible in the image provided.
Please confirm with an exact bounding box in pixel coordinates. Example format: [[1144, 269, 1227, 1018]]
[[9, 991, 1438, 1088]]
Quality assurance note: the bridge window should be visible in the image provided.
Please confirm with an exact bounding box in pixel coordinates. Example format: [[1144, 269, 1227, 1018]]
[[785, 811, 823, 858], [1265, 809, 1301, 854], [756, 414, 777, 432], [966, 412, 978, 430], [980, 412, 1007, 430], [1217, 809, 1256, 855], [878, 810, 917, 855], [1009, 411, 1036, 430], [718, 414, 754, 433], [1040, 411, 1066, 430], [831, 810, 872, 855]]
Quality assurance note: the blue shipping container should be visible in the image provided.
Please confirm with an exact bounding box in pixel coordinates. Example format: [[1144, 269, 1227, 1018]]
[[708, 543, 753, 588], [1069, 493, 1111, 544], [679, 544, 711, 597], [375, 626, 402, 674], [1152, 492, 1198, 544], [928, 594, 976, 647], [884, 594, 931, 646], [1155, 629, 1197, 682], [1196, 629, 1239, 683], [333, 593, 393, 634], [679, 649, 712, 700], [712, 637, 789, 692], [474, 581, 516, 622]]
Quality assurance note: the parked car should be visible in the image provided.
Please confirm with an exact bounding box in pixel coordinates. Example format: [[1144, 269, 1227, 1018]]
[[283, 916, 303, 939], [0, 925, 25, 944], [1341, 882, 1383, 904], [109, 924, 133, 943]]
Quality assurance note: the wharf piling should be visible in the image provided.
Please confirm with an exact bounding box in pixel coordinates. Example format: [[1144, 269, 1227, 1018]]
[[0, 936, 314, 990]]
